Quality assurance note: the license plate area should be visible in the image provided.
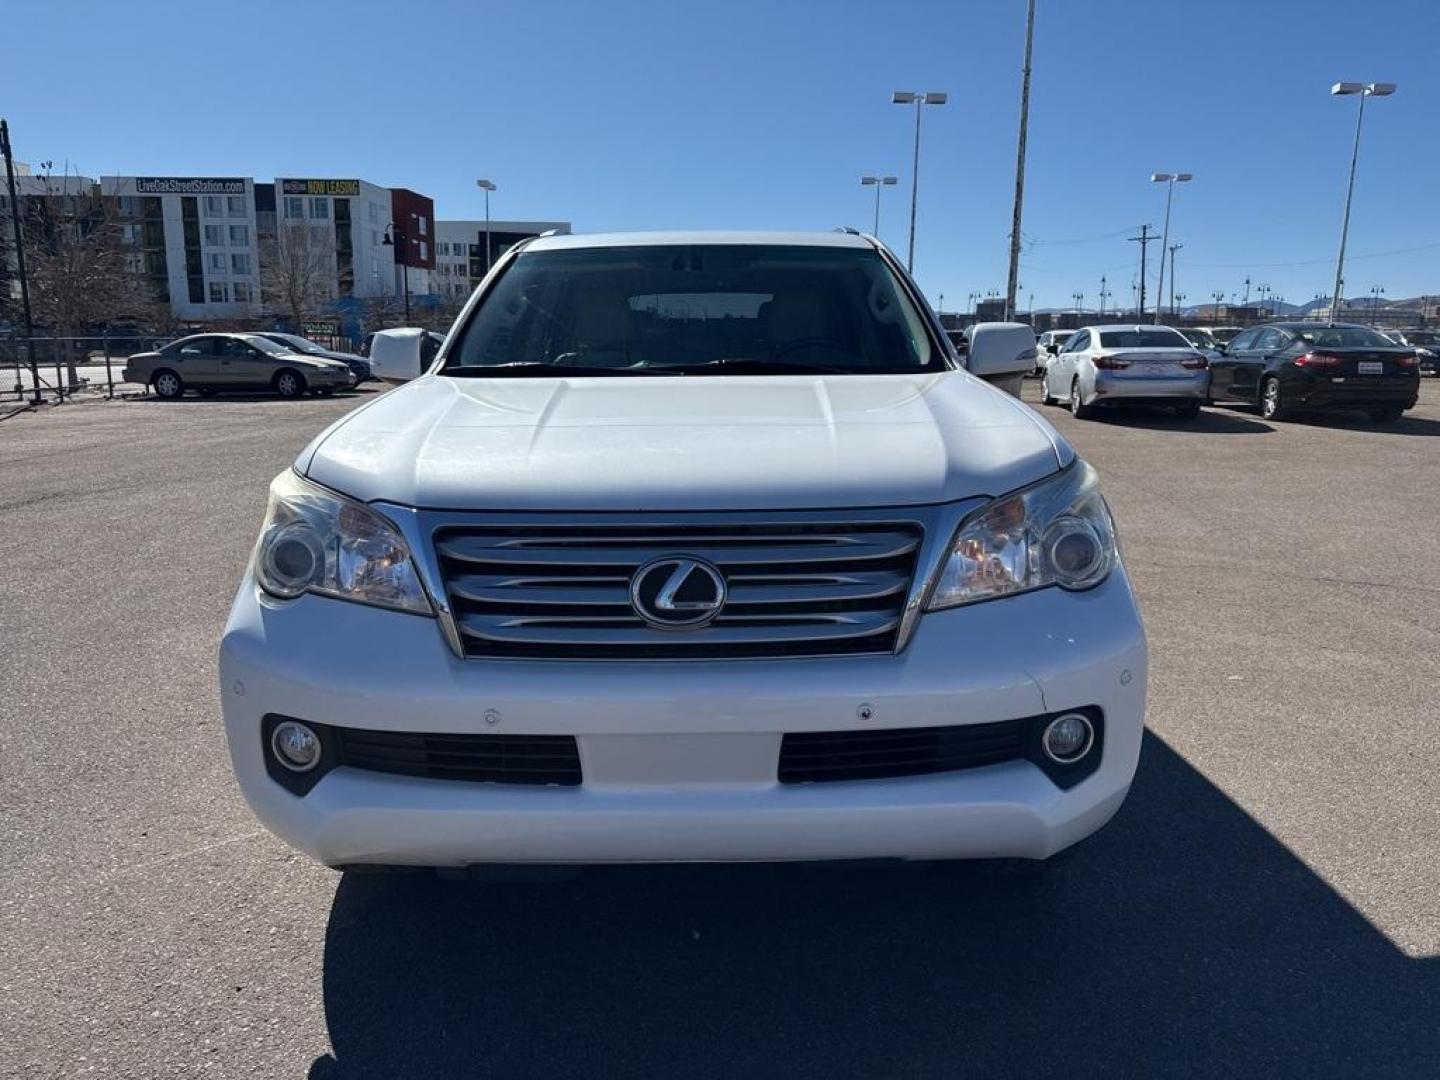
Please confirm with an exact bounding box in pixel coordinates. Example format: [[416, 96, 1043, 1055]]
[[1358, 361, 1384, 374]]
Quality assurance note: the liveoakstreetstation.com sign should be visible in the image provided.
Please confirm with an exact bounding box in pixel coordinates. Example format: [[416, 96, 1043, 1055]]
[[280, 178, 361, 197], [134, 177, 246, 195]]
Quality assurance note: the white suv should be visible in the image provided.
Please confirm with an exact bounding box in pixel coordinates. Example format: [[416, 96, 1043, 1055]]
[[219, 231, 1147, 869]]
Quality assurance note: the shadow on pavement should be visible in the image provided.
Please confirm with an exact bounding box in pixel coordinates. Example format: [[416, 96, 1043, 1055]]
[[1089, 405, 1275, 434], [1298, 411, 1440, 437], [309, 732, 1437, 1079], [133, 388, 375, 404]]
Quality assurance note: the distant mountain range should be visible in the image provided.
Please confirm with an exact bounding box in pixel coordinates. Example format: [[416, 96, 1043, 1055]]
[[1026, 295, 1432, 319], [1178, 295, 1433, 318]]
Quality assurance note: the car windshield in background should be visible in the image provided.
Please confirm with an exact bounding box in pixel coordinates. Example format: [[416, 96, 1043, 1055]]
[[1294, 326, 1397, 349], [1404, 331, 1440, 346], [1098, 329, 1193, 349], [270, 335, 325, 354], [444, 244, 940, 376]]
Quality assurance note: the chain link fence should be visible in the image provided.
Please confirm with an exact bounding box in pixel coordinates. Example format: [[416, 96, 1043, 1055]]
[[2, 333, 171, 406]]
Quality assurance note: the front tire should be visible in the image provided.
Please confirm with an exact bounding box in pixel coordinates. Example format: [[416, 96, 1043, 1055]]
[[1070, 378, 1094, 419], [152, 370, 183, 400], [1259, 376, 1288, 420], [273, 369, 306, 399]]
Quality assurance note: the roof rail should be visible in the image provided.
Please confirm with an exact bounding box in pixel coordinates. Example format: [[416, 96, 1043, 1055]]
[[834, 226, 862, 236], [538, 228, 561, 237]]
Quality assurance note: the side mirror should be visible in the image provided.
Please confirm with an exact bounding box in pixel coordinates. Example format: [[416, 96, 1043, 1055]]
[[964, 322, 1037, 398], [1213, 343, 1227, 356], [368, 327, 429, 383]]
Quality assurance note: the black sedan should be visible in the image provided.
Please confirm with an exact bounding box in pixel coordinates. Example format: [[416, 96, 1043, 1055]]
[[1209, 322, 1419, 423], [257, 333, 371, 383]]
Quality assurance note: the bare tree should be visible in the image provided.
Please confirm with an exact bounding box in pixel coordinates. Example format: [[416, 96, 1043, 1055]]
[[358, 290, 402, 337], [259, 223, 336, 331], [20, 173, 160, 383]]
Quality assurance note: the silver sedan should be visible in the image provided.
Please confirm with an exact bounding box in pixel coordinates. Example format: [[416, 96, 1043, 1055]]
[[1041, 324, 1210, 420]]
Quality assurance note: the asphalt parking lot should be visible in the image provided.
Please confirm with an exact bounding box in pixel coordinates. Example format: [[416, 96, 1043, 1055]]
[[2, 380, 1437, 1078]]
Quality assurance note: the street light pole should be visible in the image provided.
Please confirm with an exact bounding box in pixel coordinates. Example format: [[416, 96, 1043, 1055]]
[[382, 224, 411, 323], [1150, 171, 1192, 324], [1329, 82, 1396, 325], [1004, 0, 1037, 321], [859, 175, 898, 237], [1, 118, 40, 405], [1167, 244, 1182, 317], [476, 179, 496, 275], [893, 91, 947, 273]]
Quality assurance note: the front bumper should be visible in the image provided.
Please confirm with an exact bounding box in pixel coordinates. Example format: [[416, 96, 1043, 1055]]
[[1091, 369, 1209, 403], [219, 568, 1148, 866]]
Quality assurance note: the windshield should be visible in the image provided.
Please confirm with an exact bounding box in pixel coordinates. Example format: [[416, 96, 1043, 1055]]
[[1294, 326, 1399, 349], [243, 335, 290, 355], [1402, 331, 1439, 346], [444, 244, 940, 376], [1098, 328, 1193, 349], [1180, 330, 1213, 345], [1210, 327, 1242, 343]]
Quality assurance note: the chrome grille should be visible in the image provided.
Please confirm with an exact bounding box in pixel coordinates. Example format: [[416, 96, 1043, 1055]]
[[434, 520, 924, 660]]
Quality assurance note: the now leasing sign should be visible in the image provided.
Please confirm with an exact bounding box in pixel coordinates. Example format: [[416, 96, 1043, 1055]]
[[280, 178, 361, 197]]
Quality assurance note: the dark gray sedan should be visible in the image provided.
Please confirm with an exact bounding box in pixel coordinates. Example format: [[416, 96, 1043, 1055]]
[[256, 333, 373, 383]]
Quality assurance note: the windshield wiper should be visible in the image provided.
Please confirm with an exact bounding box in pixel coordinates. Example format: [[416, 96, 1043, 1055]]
[[444, 363, 649, 378]]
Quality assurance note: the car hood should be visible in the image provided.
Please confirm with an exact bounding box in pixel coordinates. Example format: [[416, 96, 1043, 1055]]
[[298, 372, 1071, 511]]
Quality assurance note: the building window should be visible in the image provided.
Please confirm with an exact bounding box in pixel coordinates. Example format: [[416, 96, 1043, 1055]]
[[309, 197, 330, 220], [204, 224, 223, 246], [233, 281, 252, 303], [417, 216, 427, 236], [231, 253, 251, 275], [117, 196, 138, 216], [208, 252, 227, 273], [203, 195, 224, 216], [419, 241, 428, 260], [229, 224, 248, 245], [227, 195, 246, 217], [208, 281, 228, 303], [369, 202, 379, 224], [284, 196, 305, 219]]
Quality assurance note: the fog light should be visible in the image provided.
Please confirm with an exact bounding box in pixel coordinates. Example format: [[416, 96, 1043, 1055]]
[[1042, 712, 1094, 764], [270, 720, 322, 772]]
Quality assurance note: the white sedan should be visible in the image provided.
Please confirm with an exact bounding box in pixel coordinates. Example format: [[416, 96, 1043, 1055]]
[[1041, 324, 1210, 420]]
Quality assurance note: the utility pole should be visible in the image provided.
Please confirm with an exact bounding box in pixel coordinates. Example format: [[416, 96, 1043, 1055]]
[[1004, 0, 1036, 322], [1098, 274, 1107, 317], [1167, 244, 1182, 317], [1212, 290, 1225, 326], [1128, 225, 1155, 320], [1, 118, 39, 406], [1242, 276, 1251, 307]]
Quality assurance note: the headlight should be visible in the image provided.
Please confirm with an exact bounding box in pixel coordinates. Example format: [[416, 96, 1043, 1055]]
[[252, 470, 433, 615], [927, 461, 1117, 611]]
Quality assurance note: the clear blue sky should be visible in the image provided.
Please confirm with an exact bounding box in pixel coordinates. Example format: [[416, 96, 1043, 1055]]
[[6, 0, 1438, 310]]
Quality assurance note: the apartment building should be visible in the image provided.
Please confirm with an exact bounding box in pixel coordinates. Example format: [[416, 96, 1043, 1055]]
[[100, 175, 260, 320], [433, 219, 571, 297]]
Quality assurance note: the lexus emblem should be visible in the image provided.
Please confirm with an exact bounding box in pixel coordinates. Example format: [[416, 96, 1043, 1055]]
[[630, 556, 727, 628]]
